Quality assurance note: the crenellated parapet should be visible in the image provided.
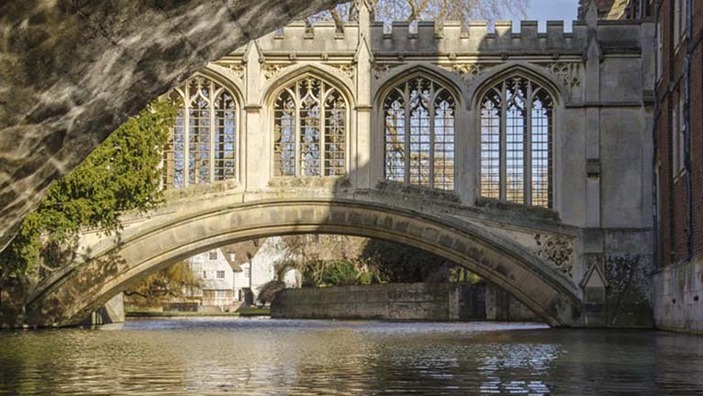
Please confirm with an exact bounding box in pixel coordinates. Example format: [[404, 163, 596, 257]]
[[217, 12, 651, 108], [248, 17, 648, 58]]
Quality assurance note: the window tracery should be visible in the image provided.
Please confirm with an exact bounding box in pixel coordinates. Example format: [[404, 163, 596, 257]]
[[273, 76, 347, 177], [163, 76, 237, 189], [383, 75, 456, 190], [480, 76, 553, 208]]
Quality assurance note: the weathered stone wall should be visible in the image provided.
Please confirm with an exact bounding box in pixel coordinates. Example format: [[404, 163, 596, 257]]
[[653, 259, 703, 334], [0, 0, 345, 252], [484, 283, 541, 322], [271, 282, 540, 322], [271, 283, 460, 321]]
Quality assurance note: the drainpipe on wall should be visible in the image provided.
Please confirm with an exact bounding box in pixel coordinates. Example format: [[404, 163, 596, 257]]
[[684, 0, 693, 262]]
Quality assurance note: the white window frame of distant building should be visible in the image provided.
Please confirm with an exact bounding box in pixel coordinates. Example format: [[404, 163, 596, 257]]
[[208, 251, 218, 260], [216, 270, 226, 279], [656, 20, 663, 81], [244, 264, 251, 278]]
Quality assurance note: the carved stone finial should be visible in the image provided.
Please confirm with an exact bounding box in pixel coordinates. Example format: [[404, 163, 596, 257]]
[[585, 0, 599, 28]]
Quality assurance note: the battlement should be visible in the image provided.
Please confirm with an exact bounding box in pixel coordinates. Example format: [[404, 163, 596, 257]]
[[256, 17, 649, 58], [261, 21, 360, 55]]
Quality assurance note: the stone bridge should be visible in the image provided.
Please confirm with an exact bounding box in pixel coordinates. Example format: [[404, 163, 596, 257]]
[[6, 3, 655, 328]]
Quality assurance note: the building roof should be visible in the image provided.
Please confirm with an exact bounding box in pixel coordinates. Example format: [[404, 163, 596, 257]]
[[219, 239, 263, 272]]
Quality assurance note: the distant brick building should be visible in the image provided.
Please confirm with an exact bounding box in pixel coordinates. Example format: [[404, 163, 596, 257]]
[[651, 0, 703, 332]]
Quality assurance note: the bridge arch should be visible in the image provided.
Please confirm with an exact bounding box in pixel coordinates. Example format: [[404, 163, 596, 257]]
[[24, 199, 582, 328]]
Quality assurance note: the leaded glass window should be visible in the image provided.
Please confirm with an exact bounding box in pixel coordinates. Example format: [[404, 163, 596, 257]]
[[273, 76, 347, 177], [163, 76, 237, 189], [383, 76, 456, 190], [480, 76, 553, 208]]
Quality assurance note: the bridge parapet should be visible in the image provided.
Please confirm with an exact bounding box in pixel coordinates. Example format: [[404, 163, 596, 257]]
[[252, 16, 647, 58]]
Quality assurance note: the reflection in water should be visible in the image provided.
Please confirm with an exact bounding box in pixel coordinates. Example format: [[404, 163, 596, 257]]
[[0, 318, 702, 395]]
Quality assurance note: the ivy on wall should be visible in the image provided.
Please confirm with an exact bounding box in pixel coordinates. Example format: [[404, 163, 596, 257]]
[[0, 101, 177, 280]]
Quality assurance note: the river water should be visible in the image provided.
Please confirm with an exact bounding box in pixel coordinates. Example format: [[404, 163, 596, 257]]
[[0, 318, 702, 395]]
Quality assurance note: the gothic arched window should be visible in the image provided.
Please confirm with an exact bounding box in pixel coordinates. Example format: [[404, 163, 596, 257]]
[[273, 76, 347, 177], [163, 76, 237, 189], [480, 76, 554, 208], [383, 76, 456, 190]]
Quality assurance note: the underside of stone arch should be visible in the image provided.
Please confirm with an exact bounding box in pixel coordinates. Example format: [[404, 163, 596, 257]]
[[24, 199, 582, 328]]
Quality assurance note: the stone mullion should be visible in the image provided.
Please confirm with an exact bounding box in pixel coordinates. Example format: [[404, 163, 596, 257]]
[[429, 84, 436, 189], [499, 81, 507, 202], [209, 82, 216, 183], [403, 83, 411, 185], [320, 85, 327, 176], [525, 82, 533, 206], [294, 83, 301, 177], [183, 86, 191, 188]]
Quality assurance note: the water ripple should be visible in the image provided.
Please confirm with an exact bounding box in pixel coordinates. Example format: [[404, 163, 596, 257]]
[[0, 320, 701, 395]]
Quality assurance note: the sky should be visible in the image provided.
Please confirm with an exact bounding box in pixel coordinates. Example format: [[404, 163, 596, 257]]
[[512, 0, 579, 32]]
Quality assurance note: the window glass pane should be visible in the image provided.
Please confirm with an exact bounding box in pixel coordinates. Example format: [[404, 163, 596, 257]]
[[324, 90, 346, 176], [531, 92, 552, 208], [214, 92, 236, 181], [384, 90, 405, 182], [434, 90, 455, 191], [164, 76, 237, 189], [383, 76, 455, 190], [480, 77, 553, 208], [480, 89, 501, 200], [274, 90, 296, 176], [273, 77, 346, 177], [299, 78, 321, 176]]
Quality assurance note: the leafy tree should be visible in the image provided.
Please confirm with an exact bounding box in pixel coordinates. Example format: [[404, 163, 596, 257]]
[[311, 0, 528, 31], [272, 235, 379, 287], [0, 101, 177, 280], [124, 261, 201, 304]]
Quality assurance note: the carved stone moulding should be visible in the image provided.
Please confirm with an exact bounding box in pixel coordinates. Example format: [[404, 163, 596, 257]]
[[534, 233, 575, 278]]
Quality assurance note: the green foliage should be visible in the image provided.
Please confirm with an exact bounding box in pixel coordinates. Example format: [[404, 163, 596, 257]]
[[297, 259, 381, 287], [0, 101, 177, 279], [320, 260, 359, 286], [124, 260, 201, 304]]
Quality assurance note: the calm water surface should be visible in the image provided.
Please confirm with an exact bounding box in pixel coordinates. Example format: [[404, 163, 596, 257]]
[[0, 318, 702, 395]]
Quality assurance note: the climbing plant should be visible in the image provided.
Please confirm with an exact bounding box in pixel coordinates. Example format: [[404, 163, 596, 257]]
[[0, 101, 177, 280]]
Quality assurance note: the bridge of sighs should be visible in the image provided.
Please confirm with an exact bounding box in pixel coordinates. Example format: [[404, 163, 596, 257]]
[[13, 5, 655, 328]]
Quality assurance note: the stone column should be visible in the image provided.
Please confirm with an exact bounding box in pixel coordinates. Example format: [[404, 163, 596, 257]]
[[353, 2, 373, 189]]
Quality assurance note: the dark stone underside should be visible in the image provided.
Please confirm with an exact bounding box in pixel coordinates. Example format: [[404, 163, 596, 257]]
[[0, 0, 344, 251]]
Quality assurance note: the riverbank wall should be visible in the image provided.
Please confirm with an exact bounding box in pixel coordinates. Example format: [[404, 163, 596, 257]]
[[653, 258, 703, 333], [271, 282, 540, 322]]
